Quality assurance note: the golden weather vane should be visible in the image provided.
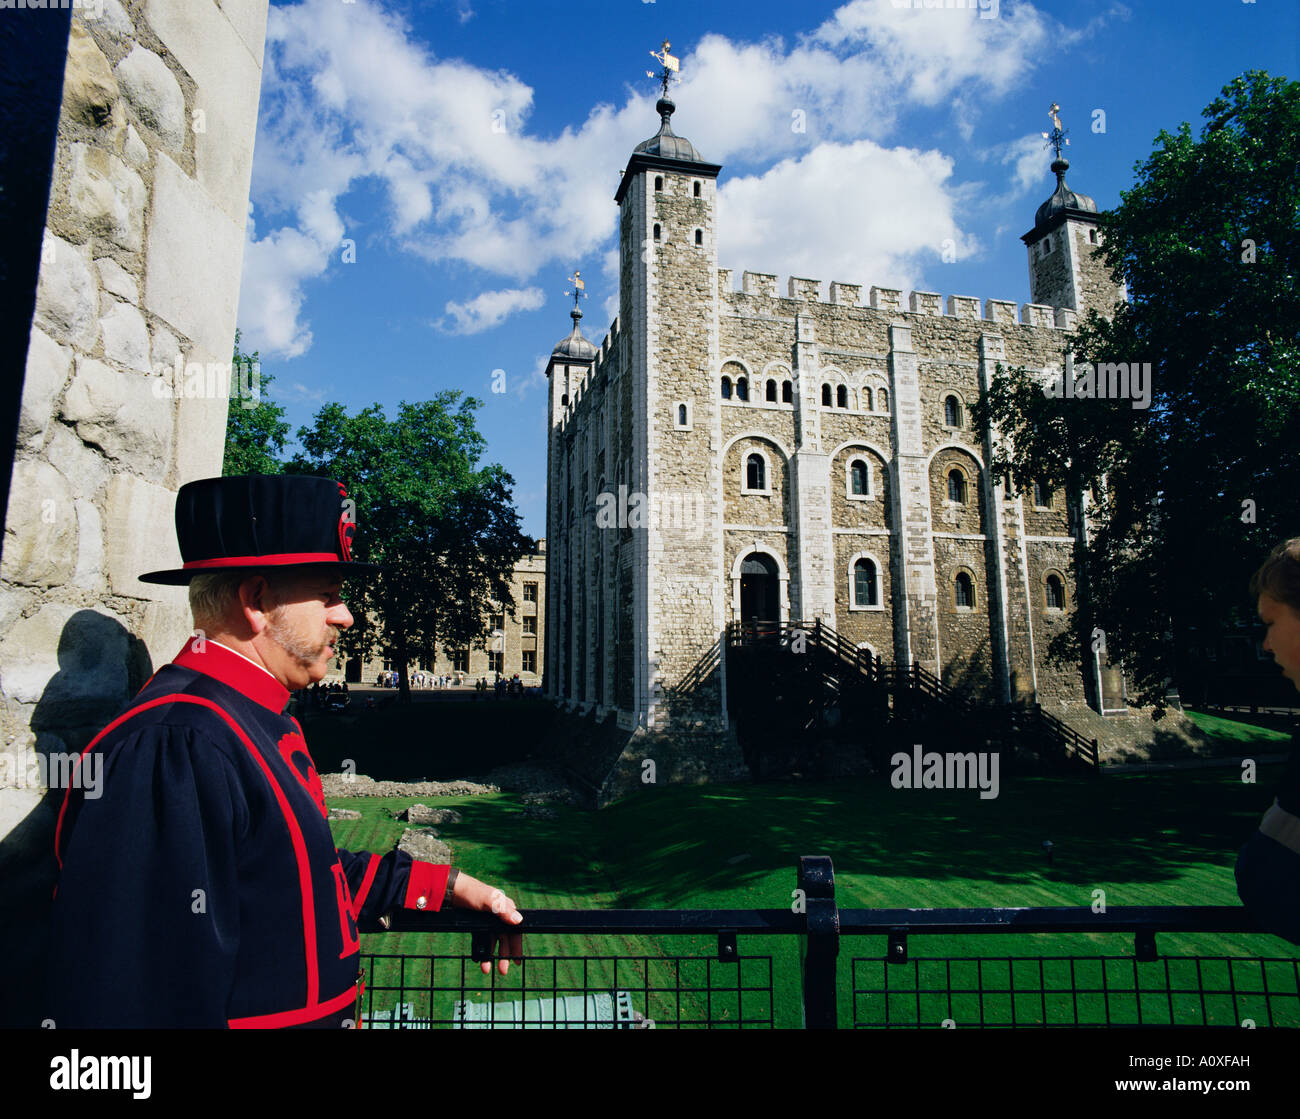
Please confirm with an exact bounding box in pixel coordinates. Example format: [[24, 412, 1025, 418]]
[[646, 39, 680, 97], [564, 270, 587, 311], [1041, 102, 1070, 161]]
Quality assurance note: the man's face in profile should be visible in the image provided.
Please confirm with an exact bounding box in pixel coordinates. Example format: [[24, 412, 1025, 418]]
[[262, 570, 353, 690], [1258, 594, 1300, 690]]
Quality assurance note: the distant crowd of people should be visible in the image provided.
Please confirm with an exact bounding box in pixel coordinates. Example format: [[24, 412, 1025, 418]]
[[474, 672, 530, 699], [305, 681, 349, 709], [376, 670, 466, 688]]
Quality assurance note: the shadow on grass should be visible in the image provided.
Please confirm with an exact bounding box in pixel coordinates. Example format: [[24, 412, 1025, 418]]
[[434, 768, 1287, 907]]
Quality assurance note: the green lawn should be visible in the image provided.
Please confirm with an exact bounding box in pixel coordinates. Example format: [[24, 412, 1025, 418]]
[[1183, 708, 1295, 750], [329, 761, 1300, 1028]]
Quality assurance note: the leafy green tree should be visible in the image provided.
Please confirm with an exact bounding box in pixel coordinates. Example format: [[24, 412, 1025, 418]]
[[289, 393, 532, 700], [973, 71, 1300, 714], [222, 329, 290, 475]]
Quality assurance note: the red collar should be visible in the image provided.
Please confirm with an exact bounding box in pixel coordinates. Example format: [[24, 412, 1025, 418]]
[[172, 638, 291, 714]]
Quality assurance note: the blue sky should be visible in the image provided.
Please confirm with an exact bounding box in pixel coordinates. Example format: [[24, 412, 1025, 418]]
[[238, 0, 1297, 540]]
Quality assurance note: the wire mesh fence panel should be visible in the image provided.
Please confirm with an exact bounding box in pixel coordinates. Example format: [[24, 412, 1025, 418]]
[[359, 951, 774, 1029], [850, 955, 1300, 1028]]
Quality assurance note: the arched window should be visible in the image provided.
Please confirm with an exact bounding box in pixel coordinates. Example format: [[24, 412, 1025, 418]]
[[678, 403, 687, 425], [746, 453, 766, 491], [850, 459, 869, 496], [1046, 574, 1065, 610], [782, 380, 792, 403], [1033, 480, 1052, 508], [955, 571, 974, 608], [854, 558, 878, 607], [821, 384, 832, 407], [878, 388, 889, 410], [693, 181, 701, 197], [653, 223, 661, 241], [863, 387, 873, 410], [944, 395, 961, 426], [837, 384, 848, 408], [766, 379, 777, 402], [736, 377, 749, 402], [947, 469, 966, 504], [721, 377, 732, 400], [654, 176, 663, 192], [694, 229, 703, 246]]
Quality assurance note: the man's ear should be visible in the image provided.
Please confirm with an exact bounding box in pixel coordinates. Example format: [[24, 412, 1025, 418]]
[[239, 575, 273, 635]]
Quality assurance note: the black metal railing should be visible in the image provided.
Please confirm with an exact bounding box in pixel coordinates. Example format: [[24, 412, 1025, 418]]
[[357, 856, 1298, 1029]]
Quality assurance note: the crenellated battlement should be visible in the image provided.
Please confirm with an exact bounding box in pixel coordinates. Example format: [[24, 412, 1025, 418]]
[[718, 268, 1071, 330]]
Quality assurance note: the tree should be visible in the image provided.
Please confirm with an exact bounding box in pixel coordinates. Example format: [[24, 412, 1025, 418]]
[[222, 329, 290, 475], [973, 71, 1300, 714], [289, 393, 532, 701]]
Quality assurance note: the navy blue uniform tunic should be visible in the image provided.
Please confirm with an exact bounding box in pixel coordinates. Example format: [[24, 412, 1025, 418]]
[[45, 639, 450, 1028]]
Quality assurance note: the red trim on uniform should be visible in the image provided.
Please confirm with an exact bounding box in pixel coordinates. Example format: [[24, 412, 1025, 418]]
[[54, 693, 323, 1013], [174, 639, 290, 714], [351, 853, 382, 920], [227, 981, 358, 1029], [182, 552, 341, 570], [403, 860, 451, 911]]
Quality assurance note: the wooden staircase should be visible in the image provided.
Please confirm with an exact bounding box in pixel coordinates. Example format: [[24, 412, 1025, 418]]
[[725, 619, 1099, 779]]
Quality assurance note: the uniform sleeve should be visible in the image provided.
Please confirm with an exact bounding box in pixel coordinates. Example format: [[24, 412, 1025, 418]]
[[335, 847, 450, 932], [45, 725, 246, 1028]]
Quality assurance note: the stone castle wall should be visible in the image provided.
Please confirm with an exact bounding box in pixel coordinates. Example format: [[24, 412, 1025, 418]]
[[0, 1, 270, 1023]]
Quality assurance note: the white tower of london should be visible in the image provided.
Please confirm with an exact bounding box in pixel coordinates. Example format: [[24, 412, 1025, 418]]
[[544, 76, 1128, 789]]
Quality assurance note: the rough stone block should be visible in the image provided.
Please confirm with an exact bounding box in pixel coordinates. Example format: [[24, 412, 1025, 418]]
[[97, 0, 136, 40], [946, 295, 981, 320], [100, 300, 152, 373], [18, 328, 71, 447], [174, 390, 231, 486], [72, 497, 106, 592], [43, 422, 111, 502], [1021, 303, 1055, 328], [869, 286, 901, 312], [95, 257, 138, 304], [62, 356, 172, 478], [68, 143, 146, 253], [35, 234, 99, 351], [144, 153, 244, 366], [0, 603, 132, 723], [829, 282, 860, 307], [908, 291, 941, 315], [61, 24, 121, 130], [788, 277, 821, 301], [1, 459, 77, 588], [983, 299, 1017, 325], [115, 46, 187, 152], [146, 0, 265, 224], [123, 124, 149, 170], [141, 594, 194, 669], [104, 474, 182, 597]]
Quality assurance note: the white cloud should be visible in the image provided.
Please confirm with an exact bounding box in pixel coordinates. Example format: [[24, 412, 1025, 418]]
[[438, 286, 546, 335], [716, 140, 979, 295], [240, 0, 1087, 358]]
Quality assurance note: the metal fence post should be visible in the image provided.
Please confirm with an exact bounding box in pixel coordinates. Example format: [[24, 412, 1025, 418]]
[[799, 855, 839, 1029]]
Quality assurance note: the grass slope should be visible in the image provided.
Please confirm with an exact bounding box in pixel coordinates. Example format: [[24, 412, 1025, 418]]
[[329, 761, 1300, 1028]]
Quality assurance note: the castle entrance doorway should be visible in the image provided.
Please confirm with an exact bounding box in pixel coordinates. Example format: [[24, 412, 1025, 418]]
[[739, 552, 778, 624]]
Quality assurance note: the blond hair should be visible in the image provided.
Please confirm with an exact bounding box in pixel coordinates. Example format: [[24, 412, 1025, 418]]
[[1249, 538, 1300, 611]]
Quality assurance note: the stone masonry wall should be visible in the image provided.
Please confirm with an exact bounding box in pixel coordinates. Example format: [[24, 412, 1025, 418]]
[[0, 0, 270, 1025]]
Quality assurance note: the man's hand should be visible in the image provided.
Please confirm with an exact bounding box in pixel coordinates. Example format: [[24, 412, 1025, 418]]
[[450, 872, 524, 976]]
